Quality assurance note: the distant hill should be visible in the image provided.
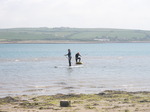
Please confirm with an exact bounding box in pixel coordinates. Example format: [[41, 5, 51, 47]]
[[0, 27, 150, 43]]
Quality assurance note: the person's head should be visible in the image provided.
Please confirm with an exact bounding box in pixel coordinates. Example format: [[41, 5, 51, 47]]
[[68, 49, 71, 52]]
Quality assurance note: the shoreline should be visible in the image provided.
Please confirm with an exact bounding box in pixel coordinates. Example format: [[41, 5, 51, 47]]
[[1, 40, 150, 44], [0, 90, 150, 112]]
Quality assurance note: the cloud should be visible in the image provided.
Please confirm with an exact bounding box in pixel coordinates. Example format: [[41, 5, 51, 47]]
[[0, 0, 150, 30]]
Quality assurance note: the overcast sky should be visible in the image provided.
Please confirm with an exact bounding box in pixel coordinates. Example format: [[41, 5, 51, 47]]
[[0, 0, 150, 30]]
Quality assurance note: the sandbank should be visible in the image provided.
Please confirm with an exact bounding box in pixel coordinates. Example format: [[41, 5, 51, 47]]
[[0, 90, 150, 112]]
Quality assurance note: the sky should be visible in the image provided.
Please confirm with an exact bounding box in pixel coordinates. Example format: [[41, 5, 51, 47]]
[[0, 0, 150, 30]]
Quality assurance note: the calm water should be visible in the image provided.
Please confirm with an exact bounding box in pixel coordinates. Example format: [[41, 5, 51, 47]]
[[0, 43, 150, 97]]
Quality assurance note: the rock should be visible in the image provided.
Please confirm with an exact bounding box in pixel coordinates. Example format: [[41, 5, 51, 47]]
[[60, 101, 71, 107], [97, 92, 106, 95], [0, 96, 17, 103]]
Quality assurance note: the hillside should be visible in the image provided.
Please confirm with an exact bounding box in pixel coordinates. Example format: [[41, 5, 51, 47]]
[[0, 27, 150, 43]]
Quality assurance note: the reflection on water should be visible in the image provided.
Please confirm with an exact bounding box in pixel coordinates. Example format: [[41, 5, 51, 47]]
[[1, 56, 150, 97]]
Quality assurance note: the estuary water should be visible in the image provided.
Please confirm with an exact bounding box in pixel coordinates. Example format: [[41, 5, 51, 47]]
[[0, 43, 150, 97]]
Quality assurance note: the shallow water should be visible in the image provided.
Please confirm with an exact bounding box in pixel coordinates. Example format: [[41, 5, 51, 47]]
[[0, 43, 150, 97]]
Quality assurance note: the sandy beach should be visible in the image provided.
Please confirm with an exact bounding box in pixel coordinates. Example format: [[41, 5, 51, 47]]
[[0, 90, 150, 112]]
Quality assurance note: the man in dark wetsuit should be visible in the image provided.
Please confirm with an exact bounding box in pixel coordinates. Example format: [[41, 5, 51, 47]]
[[75, 52, 81, 63], [65, 49, 72, 66]]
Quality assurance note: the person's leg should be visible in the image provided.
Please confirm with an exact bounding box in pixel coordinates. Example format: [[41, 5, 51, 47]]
[[69, 58, 71, 66], [76, 58, 77, 63], [79, 57, 81, 62]]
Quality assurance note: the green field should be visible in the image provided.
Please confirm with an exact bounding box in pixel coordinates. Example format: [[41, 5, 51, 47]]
[[0, 27, 150, 42]]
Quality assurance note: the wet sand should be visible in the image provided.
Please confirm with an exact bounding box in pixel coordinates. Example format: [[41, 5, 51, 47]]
[[1, 40, 150, 44], [0, 40, 96, 44], [0, 90, 150, 112]]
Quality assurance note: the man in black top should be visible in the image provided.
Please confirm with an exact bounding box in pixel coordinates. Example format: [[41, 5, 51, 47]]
[[65, 49, 72, 66], [75, 52, 81, 63]]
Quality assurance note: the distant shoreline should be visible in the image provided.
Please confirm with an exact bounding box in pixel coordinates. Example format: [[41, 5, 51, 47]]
[[1, 40, 150, 44], [1, 28, 150, 44]]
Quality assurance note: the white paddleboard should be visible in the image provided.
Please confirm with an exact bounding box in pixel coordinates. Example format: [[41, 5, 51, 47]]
[[54, 65, 83, 68]]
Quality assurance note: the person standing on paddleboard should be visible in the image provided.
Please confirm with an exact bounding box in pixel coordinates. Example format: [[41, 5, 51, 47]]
[[65, 49, 72, 66]]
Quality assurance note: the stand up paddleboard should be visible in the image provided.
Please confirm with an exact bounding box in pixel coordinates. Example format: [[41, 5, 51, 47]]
[[54, 62, 83, 68], [54, 65, 83, 68], [69, 65, 83, 68]]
